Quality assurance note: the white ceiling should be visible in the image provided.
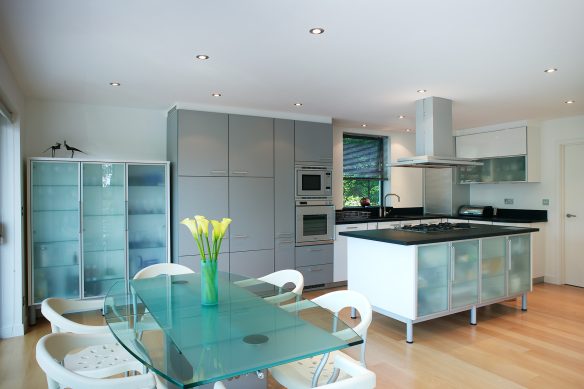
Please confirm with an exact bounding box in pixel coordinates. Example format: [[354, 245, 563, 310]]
[[0, 0, 583, 131]]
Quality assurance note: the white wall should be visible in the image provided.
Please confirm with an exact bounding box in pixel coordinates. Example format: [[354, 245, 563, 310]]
[[24, 100, 167, 160], [333, 125, 422, 209], [469, 115, 584, 284], [0, 50, 25, 338]]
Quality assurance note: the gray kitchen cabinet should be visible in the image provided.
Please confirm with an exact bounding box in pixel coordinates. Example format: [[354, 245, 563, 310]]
[[230, 249, 275, 278], [229, 115, 274, 177], [295, 244, 333, 267], [176, 110, 229, 177], [296, 264, 333, 288], [274, 119, 295, 271], [177, 252, 230, 273], [229, 177, 274, 252], [294, 121, 333, 165], [177, 176, 229, 259]]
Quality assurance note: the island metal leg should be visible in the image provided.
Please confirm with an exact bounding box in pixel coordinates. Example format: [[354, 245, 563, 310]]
[[470, 306, 477, 325], [521, 293, 528, 311], [406, 320, 414, 344]]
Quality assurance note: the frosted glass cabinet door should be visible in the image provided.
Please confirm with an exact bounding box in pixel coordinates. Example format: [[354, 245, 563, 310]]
[[481, 237, 507, 302], [417, 243, 449, 317], [508, 234, 531, 295], [31, 161, 80, 303], [82, 163, 126, 297], [451, 240, 479, 309], [127, 164, 168, 278]]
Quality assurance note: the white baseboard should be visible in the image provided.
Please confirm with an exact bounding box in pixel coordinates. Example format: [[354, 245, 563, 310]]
[[0, 323, 25, 338]]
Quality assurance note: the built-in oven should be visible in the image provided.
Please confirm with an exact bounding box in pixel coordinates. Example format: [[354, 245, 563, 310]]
[[296, 166, 332, 199], [295, 200, 335, 246]]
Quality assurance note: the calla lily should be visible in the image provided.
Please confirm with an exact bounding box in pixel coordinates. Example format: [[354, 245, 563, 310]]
[[211, 220, 221, 240], [181, 218, 200, 238], [195, 215, 210, 236], [181, 214, 231, 262], [218, 218, 232, 238]]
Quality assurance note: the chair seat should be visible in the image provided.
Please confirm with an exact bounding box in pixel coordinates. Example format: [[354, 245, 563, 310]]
[[269, 351, 357, 389], [64, 341, 143, 378]]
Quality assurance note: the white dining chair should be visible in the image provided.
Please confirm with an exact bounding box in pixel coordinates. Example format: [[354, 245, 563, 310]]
[[133, 263, 194, 279], [269, 290, 373, 388], [36, 332, 158, 389], [41, 297, 145, 379], [234, 269, 304, 304]]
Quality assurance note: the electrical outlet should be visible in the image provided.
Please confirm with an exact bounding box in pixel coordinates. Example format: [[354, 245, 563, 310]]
[[504, 198, 514, 205], [542, 199, 550, 206]]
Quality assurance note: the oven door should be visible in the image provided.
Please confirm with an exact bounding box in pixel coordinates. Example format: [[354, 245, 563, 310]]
[[296, 205, 335, 245], [296, 169, 325, 197]]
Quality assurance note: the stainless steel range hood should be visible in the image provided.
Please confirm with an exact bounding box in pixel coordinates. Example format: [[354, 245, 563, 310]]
[[393, 97, 482, 168]]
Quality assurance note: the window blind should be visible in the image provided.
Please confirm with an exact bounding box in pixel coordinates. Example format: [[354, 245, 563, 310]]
[[343, 134, 386, 180]]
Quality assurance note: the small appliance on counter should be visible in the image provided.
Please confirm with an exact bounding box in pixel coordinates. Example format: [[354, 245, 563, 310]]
[[458, 205, 495, 218]]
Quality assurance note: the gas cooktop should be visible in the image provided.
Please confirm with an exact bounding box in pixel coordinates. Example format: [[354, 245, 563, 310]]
[[396, 222, 473, 233]]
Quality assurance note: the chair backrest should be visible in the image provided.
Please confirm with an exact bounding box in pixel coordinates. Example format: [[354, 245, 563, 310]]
[[259, 269, 304, 295], [214, 382, 227, 389], [317, 354, 376, 389], [36, 332, 157, 389], [133, 263, 194, 279], [41, 298, 108, 334], [313, 290, 373, 365]]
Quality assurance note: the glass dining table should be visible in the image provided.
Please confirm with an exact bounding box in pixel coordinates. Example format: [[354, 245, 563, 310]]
[[103, 272, 362, 388]]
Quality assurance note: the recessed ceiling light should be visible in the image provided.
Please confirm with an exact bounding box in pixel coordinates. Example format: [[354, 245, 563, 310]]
[[109, 82, 121, 87], [417, 89, 427, 93], [565, 100, 575, 104], [399, 115, 405, 119], [196, 54, 209, 60], [544, 68, 558, 73], [211, 92, 221, 97], [309, 27, 325, 35], [361, 124, 367, 127], [405, 128, 412, 132], [294, 102, 303, 106]]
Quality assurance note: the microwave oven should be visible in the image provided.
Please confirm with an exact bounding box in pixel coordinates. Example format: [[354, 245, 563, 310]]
[[296, 166, 332, 199]]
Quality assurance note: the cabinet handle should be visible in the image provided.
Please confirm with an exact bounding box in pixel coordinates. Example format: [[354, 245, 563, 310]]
[[451, 246, 455, 281], [278, 240, 294, 245], [233, 235, 249, 239], [231, 171, 249, 175], [276, 233, 293, 238], [508, 239, 512, 271], [308, 248, 323, 252], [210, 170, 227, 175], [346, 226, 359, 230], [309, 267, 323, 272]]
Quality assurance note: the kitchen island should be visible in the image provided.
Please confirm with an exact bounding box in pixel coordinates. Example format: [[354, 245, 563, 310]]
[[340, 224, 538, 343]]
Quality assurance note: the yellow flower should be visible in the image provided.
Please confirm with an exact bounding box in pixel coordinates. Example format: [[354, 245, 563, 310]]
[[218, 218, 232, 238], [195, 215, 209, 236], [211, 219, 221, 241], [180, 217, 200, 238]]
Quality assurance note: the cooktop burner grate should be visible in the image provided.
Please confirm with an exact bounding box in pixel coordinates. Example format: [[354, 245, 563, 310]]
[[396, 222, 473, 233]]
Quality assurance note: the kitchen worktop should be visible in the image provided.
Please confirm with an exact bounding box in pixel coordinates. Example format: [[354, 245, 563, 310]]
[[339, 224, 539, 245]]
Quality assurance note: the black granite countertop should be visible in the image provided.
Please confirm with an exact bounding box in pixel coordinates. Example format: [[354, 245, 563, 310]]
[[339, 224, 539, 245]]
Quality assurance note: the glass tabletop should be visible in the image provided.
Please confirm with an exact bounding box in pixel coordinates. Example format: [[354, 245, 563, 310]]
[[104, 272, 362, 388]]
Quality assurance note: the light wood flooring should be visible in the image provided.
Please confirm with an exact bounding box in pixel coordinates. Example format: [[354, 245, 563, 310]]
[[1, 283, 583, 388]]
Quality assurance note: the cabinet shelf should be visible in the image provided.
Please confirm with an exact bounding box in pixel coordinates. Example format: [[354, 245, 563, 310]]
[[35, 263, 79, 270], [34, 239, 79, 244], [33, 184, 78, 187], [83, 248, 125, 254], [83, 214, 126, 217], [129, 244, 167, 250], [128, 212, 166, 216], [85, 276, 124, 283]]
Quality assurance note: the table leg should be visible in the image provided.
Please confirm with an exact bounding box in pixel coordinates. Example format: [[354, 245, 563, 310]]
[[312, 352, 330, 387]]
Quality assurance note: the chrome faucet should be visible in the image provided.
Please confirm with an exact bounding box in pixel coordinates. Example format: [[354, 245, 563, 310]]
[[382, 193, 401, 217]]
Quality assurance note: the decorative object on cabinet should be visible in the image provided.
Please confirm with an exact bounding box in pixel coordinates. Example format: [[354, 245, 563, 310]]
[[63, 140, 87, 158], [27, 158, 170, 306], [181, 215, 232, 305], [42, 142, 61, 157]]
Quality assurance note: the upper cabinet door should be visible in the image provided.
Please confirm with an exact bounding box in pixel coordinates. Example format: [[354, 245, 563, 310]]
[[228, 115, 274, 177], [294, 121, 333, 165], [455, 127, 527, 159], [178, 110, 229, 177]]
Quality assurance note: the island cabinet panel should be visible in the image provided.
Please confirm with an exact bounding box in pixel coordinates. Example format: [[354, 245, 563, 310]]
[[481, 237, 507, 302], [508, 234, 531, 295], [450, 240, 480, 309], [417, 244, 449, 317]]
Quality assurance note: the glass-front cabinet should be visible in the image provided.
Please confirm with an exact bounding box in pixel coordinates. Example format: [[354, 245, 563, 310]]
[[28, 159, 170, 305], [451, 240, 479, 309], [417, 243, 449, 317], [458, 156, 527, 184], [508, 234, 531, 295], [481, 237, 507, 302], [31, 161, 80, 303]]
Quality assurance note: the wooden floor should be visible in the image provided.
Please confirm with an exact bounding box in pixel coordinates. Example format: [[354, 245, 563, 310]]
[[1, 283, 583, 388]]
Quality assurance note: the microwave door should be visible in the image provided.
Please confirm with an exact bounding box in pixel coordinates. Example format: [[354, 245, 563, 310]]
[[297, 170, 324, 197]]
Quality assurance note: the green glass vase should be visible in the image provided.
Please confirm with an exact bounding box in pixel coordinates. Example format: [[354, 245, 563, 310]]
[[200, 260, 218, 306]]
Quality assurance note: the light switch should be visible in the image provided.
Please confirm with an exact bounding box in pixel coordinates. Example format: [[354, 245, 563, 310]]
[[504, 198, 514, 205], [542, 199, 550, 206]]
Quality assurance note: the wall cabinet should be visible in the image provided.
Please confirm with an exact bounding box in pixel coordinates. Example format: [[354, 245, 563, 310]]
[[28, 159, 170, 304], [294, 121, 333, 165], [455, 123, 540, 183]]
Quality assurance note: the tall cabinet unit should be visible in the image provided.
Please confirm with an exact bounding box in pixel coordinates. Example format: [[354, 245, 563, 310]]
[[28, 159, 170, 305]]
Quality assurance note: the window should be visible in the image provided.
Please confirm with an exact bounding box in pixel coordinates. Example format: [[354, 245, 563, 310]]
[[343, 133, 388, 207]]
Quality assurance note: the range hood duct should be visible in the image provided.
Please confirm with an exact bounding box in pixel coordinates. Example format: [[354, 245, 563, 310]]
[[393, 97, 482, 168]]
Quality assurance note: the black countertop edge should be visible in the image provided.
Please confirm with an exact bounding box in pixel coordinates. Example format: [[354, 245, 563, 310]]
[[339, 224, 539, 246]]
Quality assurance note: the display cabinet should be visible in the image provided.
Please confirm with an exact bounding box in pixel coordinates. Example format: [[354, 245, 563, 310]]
[[28, 159, 170, 305]]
